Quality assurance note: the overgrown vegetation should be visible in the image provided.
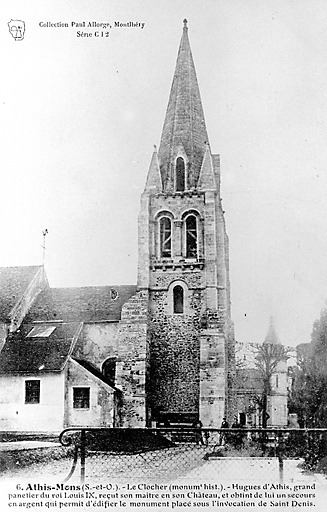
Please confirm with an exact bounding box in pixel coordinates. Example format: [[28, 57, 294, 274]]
[[85, 429, 175, 453], [289, 308, 327, 429], [0, 445, 72, 474], [250, 341, 293, 427], [288, 307, 327, 473], [206, 439, 266, 459]]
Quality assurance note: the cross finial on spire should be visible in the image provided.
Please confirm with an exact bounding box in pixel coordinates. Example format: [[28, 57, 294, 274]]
[[183, 19, 188, 29]]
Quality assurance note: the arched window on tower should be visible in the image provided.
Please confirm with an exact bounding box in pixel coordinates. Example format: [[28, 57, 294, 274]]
[[186, 215, 197, 258], [173, 285, 184, 314], [175, 157, 185, 192], [160, 217, 172, 258]]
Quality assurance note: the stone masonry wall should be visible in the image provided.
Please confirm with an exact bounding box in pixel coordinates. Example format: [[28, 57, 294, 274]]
[[116, 290, 149, 427], [199, 331, 226, 427], [148, 286, 203, 420]]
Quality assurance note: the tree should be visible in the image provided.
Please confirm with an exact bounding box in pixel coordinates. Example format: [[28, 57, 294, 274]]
[[234, 344, 264, 421], [250, 342, 293, 427], [291, 308, 327, 427]]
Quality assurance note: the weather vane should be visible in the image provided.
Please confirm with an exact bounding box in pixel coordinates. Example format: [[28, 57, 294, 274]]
[[42, 229, 48, 264]]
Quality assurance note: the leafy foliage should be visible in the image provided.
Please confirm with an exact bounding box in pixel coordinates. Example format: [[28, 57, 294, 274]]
[[290, 308, 327, 427], [250, 343, 293, 389], [250, 342, 293, 427]]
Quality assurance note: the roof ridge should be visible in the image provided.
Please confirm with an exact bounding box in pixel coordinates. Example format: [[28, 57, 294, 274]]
[[72, 358, 121, 392], [0, 264, 43, 270], [46, 284, 136, 291]]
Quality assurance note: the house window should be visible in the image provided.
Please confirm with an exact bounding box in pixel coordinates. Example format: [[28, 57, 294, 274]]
[[160, 217, 172, 258], [73, 387, 90, 409], [175, 157, 185, 191], [25, 380, 40, 404], [186, 215, 197, 258], [276, 375, 279, 388], [173, 285, 184, 314]]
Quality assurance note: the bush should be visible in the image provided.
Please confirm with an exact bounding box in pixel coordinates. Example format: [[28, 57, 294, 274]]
[[0, 446, 72, 474], [85, 429, 175, 453]]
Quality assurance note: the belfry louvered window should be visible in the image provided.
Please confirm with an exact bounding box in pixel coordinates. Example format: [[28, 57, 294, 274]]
[[186, 215, 197, 258], [173, 285, 184, 314], [175, 157, 185, 191], [160, 217, 172, 258]]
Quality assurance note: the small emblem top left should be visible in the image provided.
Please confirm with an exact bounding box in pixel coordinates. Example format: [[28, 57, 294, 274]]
[[8, 19, 25, 40]]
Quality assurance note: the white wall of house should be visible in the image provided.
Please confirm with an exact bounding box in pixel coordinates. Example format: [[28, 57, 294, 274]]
[[268, 394, 288, 426], [235, 341, 288, 427], [66, 359, 115, 428], [0, 372, 65, 432], [268, 364, 288, 426]]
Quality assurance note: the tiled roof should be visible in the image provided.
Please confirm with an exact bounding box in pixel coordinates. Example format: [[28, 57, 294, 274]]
[[0, 266, 43, 322], [0, 322, 81, 373], [25, 285, 137, 323]]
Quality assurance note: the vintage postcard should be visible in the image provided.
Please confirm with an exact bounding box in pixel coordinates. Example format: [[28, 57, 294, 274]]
[[1, 1, 327, 511]]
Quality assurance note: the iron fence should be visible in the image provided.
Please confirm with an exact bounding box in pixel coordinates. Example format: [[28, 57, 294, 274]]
[[58, 427, 327, 484]]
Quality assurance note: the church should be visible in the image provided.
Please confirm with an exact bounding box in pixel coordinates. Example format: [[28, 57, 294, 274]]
[[0, 21, 235, 433]]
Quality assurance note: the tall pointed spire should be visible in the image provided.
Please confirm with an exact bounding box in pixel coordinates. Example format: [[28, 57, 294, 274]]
[[158, 20, 210, 191], [264, 317, 280, 345]]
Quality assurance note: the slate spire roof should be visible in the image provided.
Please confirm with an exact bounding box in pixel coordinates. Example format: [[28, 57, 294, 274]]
[[158, 20, 210, 191], [264, 316, 280, 345]]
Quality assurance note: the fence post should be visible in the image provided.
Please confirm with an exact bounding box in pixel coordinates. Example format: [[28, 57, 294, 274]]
[[277, 431, 284, 483], [80, 430, 86, 484]]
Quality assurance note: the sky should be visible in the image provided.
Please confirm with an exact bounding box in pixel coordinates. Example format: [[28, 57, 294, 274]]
[[1, 0, 327, 347]]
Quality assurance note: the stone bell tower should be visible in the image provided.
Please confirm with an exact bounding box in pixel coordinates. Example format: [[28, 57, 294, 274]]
[[138, 20, 235, 427]]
